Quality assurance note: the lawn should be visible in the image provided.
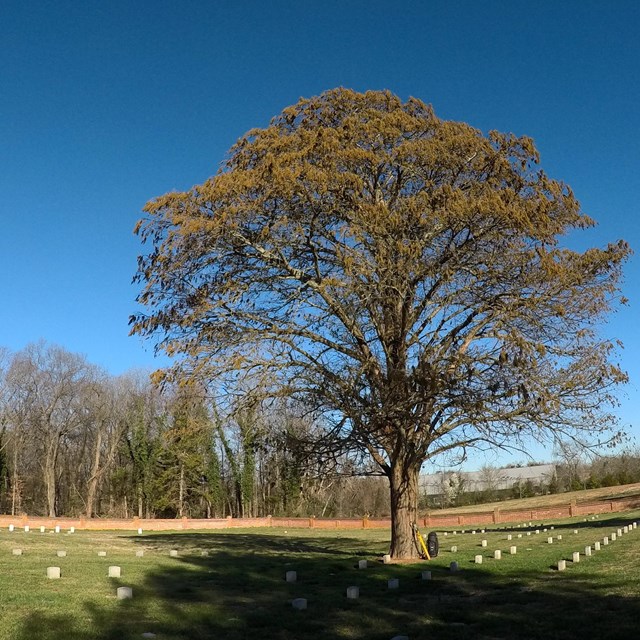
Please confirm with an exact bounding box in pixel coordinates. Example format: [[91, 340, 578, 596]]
[[2, 512, 640, 639]]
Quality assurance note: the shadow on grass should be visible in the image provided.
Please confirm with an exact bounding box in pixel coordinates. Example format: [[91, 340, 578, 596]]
[[14, 528, 640, 640]]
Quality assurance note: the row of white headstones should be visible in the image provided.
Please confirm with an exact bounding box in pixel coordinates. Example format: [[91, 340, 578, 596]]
[[4, 526, 185, 602], [433, 519, 637, 570]]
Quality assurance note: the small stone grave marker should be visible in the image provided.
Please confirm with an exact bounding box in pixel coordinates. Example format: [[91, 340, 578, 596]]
[[138, 528, 143, 535], [98, 551, 107, 557], [572, 552, 580, 563], [585, 546, 592, 557], [388, 578, 399, 589], [346, 586, 359, 599], [547, 537, 553, 544], [450, 545, 457, 553], [494, 550, 502, 560], [136, 550, 144, 557], [358, 559, 367, 569], [507, 534, 512, 541], [40, 526, 46, 533], [603, 537, 609, 545], [557, 560, 566, 571], [286, 570, 297, 582], [573, 530, 578, 534], [117, 586, 133, 600], [12, 548, 22, 556], [594, 542, 601, 551], [557, 535, 562, 541], [54, 526, 60, 534], [527, 532, 531, 536], [108, 566, 121, 578], [449, 561, 459, 572], [383, 554, 391, 564], [8, 524, 14, 532], [292, 598, 307, 610], [474, 555, 483, 564], [617, 529, 623, 536], [517, 534, 522, 538], [611, 533, 617, 541], [624, 526, 629, 534], [510, 546, 517, 555], [47, 567, 61, 579], [169, 549, 178, 557], [24, 526, 29, 533], [535, 530, 540, 534], [57, 550, 66, 557], [481, 539, 487, 547]]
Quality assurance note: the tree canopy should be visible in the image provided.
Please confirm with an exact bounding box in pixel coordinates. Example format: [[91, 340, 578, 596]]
[[132, 88, 630, 557]]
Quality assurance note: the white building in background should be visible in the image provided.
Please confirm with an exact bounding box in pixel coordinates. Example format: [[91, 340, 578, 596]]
[[419, 463, 556, 496]]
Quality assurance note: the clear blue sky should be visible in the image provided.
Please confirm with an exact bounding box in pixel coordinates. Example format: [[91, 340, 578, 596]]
[[1, 1, 638, 466]]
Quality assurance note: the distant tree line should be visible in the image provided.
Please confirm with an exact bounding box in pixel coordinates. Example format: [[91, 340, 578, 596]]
[[0, 342, 388, 519]]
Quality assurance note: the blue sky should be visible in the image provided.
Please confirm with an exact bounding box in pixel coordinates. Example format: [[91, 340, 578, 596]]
[[1, 1, 638, 467]]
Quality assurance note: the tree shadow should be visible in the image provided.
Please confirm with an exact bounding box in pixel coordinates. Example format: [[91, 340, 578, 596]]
[[13, 528, 640, 640]]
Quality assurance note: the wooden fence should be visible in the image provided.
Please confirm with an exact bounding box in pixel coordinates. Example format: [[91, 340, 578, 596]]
[[1, 495, 639, 532]]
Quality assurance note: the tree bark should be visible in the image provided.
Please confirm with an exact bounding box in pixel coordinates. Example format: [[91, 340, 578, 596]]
[[388, 458, 421, 559]]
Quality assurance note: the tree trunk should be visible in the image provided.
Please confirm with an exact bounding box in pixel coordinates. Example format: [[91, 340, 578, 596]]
[[388, 458, 421, 559], [86, 430, 103, 518]]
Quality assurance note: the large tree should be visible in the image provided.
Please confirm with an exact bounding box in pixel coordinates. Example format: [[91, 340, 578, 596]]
[[132, 88, 629, 558]]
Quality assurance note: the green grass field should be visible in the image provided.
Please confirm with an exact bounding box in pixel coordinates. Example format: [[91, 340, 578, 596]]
[[2, 512, 640, 639]]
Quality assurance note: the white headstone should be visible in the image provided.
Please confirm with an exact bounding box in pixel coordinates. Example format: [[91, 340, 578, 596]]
[[57, 550, 66, 557], [547, 537, 553, 544], [421, 570, 431, 580], [358, 559, 367, 569], [550, 526, 554, 530], [117, 586, 133, 600], [603, 537, 609, 545], [54, 526, 60, 534], [624, 526, 629, 534], [574, 530, 578, 534], [611, 533, 617, 541], [108, 566, 121, 578], [474, 555, 483, 564], [40, 526, 46, 533], [12, 548, 22, 555], [388, 578, 399, 589], [535, 530, 540, 534], [47, 566, 61, 579], [557, 560, 566, 571], [286, 570, 297, 582], [557, 535, 562, 541], [443, 532, 447, 536], [517, 534, 522, 538], [69, 527, 75, 534], [98, 551, 107, 557], [572, 552, 580, 563], [383, 554, 391, 564], [346, 586, 359, 599], [450, 545, 457, 553], [138, 528, 143, 535], [24, 526, 30, 533], [585, 546, 592, 557], [136, 550, 144, 557], [633, 522, 637, 529], [292, 598, 307, 610], [481, 529, 485, 533], [169, 549, 178, 557], [481, 539, 487, 547], [201, 550, 209, 557], [594, 541, 601, 551], [472, 530, 476, 534], [510, 546, 517, 555], [507, 534, 512, 541], [617, 529, 623, 536], [8, 524, 14, 532], [527, 532, 531, 536], [494, 550, 502, 560]]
